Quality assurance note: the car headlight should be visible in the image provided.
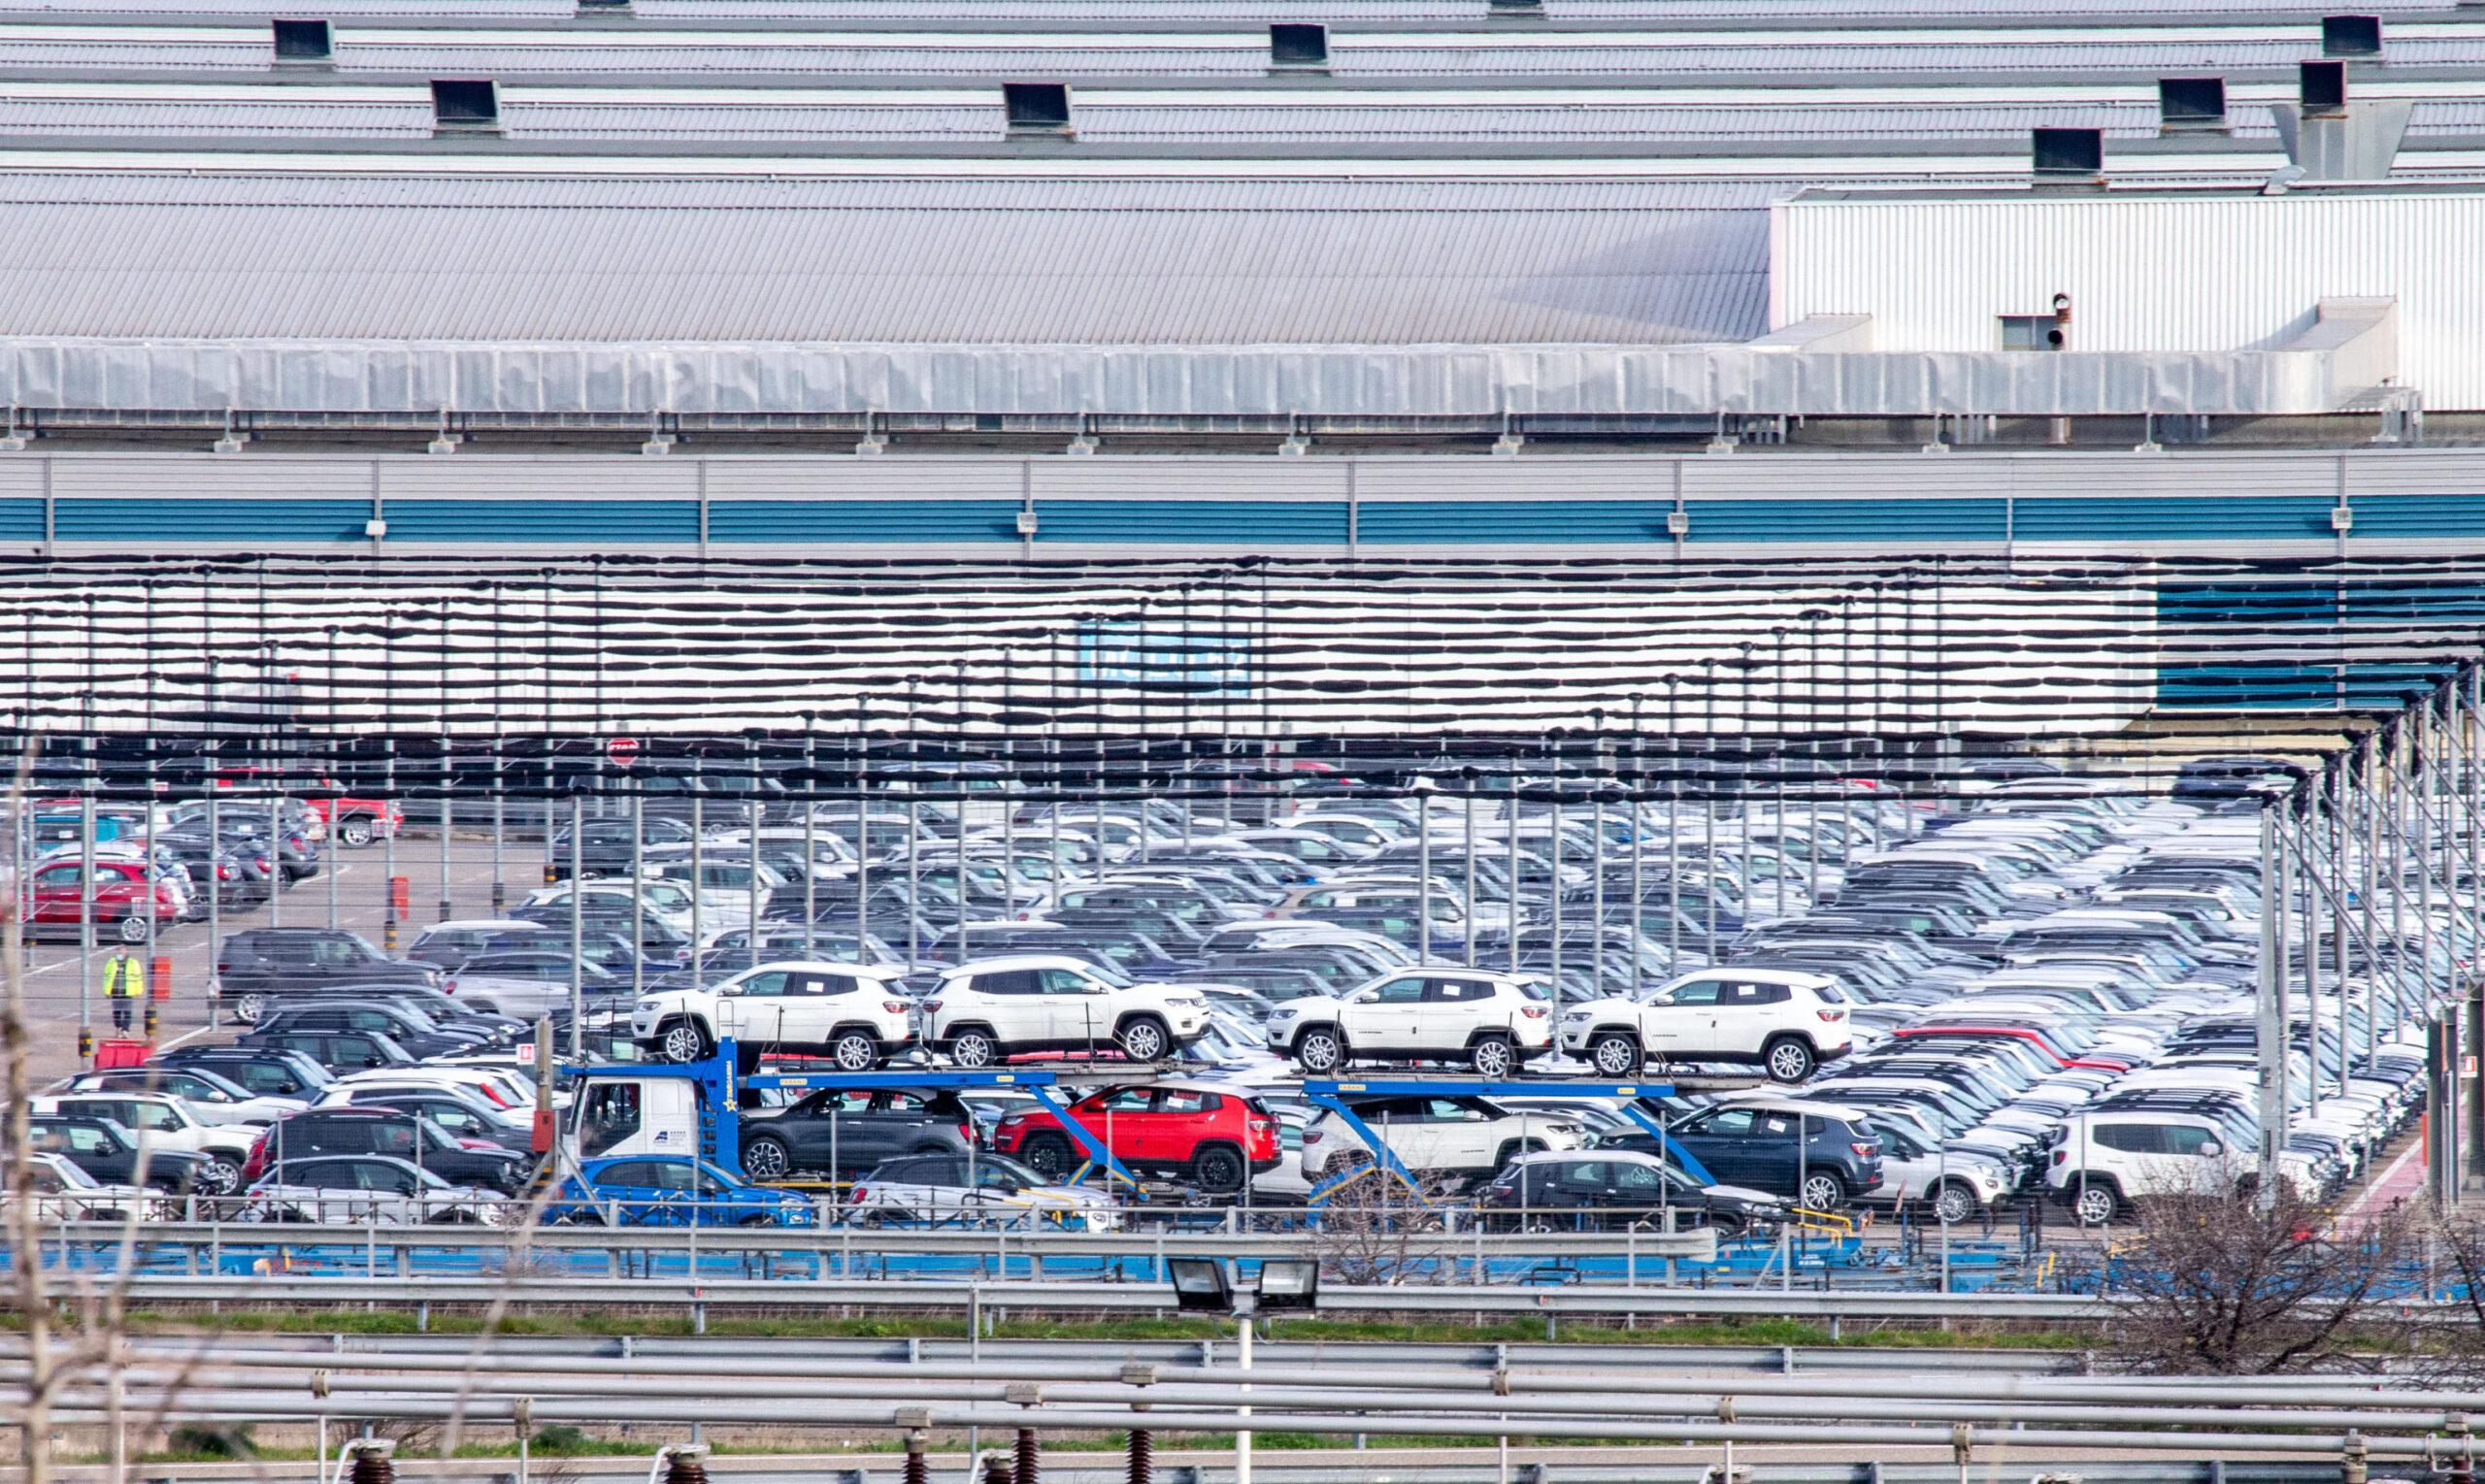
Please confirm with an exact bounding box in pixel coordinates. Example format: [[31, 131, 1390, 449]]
[[636, 1000, 662, 1013]]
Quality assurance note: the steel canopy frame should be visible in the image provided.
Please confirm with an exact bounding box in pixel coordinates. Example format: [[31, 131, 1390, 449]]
[[564, 1039, 1147, 1191], [1298, 1077, 1716, 1204]]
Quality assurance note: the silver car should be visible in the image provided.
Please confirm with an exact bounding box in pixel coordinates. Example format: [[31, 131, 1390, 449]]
[[238, 1155, 513, 1226], [845, 1151, 1120, 1232]]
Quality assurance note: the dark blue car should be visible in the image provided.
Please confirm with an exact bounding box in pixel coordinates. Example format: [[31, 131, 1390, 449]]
[[546, 1155, 818, 1228]]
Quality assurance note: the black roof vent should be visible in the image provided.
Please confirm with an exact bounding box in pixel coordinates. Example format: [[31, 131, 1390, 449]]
[[271, 17, 330, 61], [1004, 82, 1073, 134], [1270, 22, 1329, 69], [2322, 15, 2382, 57], [2158, 77, 2227, 130], [2301, 60, 2348, 115], [2031, 127, 2104, 181], [429, 78, 499, 132]]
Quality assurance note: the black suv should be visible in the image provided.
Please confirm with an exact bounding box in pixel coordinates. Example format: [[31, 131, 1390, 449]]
[[251, 1001, 492, 1060], [249, 1109, 528, 1192], [1606, 1102, 1883, 1212], [1484, 1150, 1784, 1234], [737, 1089, 978, 1180], [28, 1114, 208, 1193], [215, 928, 441, 1022], [237, 1027, 417, 1073], [547, 815, 699, 879]]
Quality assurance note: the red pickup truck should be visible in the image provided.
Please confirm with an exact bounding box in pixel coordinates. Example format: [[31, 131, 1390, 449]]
[[212, 769, 401, 847]]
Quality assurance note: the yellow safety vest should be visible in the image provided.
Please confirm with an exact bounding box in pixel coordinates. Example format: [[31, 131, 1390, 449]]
[[104, 957, 141, 998]]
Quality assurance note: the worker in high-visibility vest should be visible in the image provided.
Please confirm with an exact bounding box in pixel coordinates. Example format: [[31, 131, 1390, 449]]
[[102, 949, 142, 1033]]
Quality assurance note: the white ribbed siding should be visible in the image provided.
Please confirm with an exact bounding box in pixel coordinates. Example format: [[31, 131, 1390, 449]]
[[1774, 189, 2485, 410]]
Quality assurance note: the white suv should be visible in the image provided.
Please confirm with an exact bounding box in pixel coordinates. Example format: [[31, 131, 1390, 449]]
[[634, 960, 915, 1069], [2045, 1112, 2271, 1225], [1300, 1095, 1583, 1183], [925, 954, 1209, 1066], [31, 1093, 264, 1197], [1267, 970, 1554, 1077], [1558, 968, 1853, 1083]]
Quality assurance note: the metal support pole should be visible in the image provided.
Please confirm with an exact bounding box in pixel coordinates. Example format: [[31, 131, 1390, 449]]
[[1418, 788, 1433, 966], [2255, 806, 2283, 1211], [1507, 769, 1520, 974], [1464, 789, 1477, 971], [631, 794, 646, 1005], [569, 796, 584, 1060]]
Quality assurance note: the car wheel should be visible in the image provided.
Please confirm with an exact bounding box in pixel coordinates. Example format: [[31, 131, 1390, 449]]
[[1764, 1036, 1817, 1084], [338, 816, 375, 848], [1933, 1181, 1977, 1226], [230, 992, 266, 1025], [737, 1213, 777, 1228], [553, 1207, 607, 1227], [116, 912, 150, 945], [1192, 1145, 1247, 1196], [2072, 1184, 2120, 1228], [948, 1029, 1000, 1069], [1469, 1036, 1516, 1078], [199, 1157, 243, 1198], [742, 1136, 793, 1181], [1588, 1034, 1642, 1077], [829, 1031, 878, 1072], [1020, 1133, 1075, 1179], [1799, 1172, 1846, 1212], [1115, 1016, 1170, 1063], [1293, 1027, 1344, 1073], [659, 1019, 712, 1064]]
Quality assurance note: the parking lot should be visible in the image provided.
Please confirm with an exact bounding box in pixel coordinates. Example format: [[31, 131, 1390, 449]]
[[16, 741, 2448, 1270]]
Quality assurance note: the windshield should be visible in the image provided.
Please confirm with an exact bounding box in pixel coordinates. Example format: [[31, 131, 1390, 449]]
[[1081, 960, 1136, 989]]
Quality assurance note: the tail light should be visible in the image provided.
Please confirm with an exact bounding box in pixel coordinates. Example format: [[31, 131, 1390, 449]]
[[216, 864, 233, 881], [256, 856, 273, 872], [924, 1000, 943, 1014], [444, 980, 458, 995], [1304, 1130, 1323, 1145], [1817, 1009, 1845, 1023], [882, 1002, 909, 1014], [456, 1138, 499, 1152], [2051, 1148, 2069, 1166], [1851, 1143, 1877, 1158], [847, 1185, 869, 1203], [241, 1133, 269, 1181], [1520, 1006, 1548, 1020]]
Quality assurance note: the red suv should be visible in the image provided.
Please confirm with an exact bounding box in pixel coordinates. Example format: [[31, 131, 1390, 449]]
[[25, 860, 179, 944], [215, 768, 402, 848], [990, 1080, 1280, 1196]]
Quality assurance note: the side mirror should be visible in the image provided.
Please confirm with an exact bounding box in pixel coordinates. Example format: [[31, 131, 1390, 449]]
[[2198, 1141, 2223, 1158]]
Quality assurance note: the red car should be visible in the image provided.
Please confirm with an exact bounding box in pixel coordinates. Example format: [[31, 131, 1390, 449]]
[[24, 860, 180, 944], [214, 768, 402, 847], [990, 1080, 1280, 1196]]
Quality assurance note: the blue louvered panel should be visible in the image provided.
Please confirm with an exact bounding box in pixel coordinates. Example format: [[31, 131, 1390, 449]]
[[0, 499, 41, 542], [2339, 494, 2485, 540], [1354, 501, 1669, 544], [1038, 500, 1347, 544], [2013, 496, 2333, 542], [53, 497, 366, 544], [1684, 497, 2005, 544], [2155, 575, 2485, 709], [387, 499, 699, 544], [707, 500, 1018, 544]]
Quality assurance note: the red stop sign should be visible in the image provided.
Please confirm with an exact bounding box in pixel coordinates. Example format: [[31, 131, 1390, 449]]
[[607, 737, 640, 768]]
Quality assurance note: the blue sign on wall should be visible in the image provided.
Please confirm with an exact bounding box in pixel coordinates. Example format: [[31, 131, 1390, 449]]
[[1075, 620, 1252, 697]]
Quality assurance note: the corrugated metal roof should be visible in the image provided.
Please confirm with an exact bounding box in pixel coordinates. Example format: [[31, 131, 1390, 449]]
[[0, 170, 1778, 344]]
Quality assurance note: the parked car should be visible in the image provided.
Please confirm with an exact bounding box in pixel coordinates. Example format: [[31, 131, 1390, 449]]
[[547, 1155, 818, 1227], [239, 1156, 510, 1225], [737, 1088, 979, 1181], [924, 955, 1210, 1065], [26, 1114, 209, 1194], [1299, 1095, 1584, 1186], [7, 1152, 168, 1222], [1620, 1099, 1884, 1212], [989, 1080, 1281, 1194], [1265, 969, 1555, 1076], [50, 1066, 307, 1126], [242, 1107, 530, 1193], [213, 929, 441, 1023], [845, 1152, 1120, 1231], [21, 858, 181, 944], [1558, 968, 1854, 1082], [631, 959, 914, 1068], [1483, 1149, 1784, 1235], [442, 951, 628, 1018], [31, 1094, 260, 1195]]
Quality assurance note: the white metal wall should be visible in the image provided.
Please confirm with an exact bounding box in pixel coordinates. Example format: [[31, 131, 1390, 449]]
[[1773, 189, 2485, 411]]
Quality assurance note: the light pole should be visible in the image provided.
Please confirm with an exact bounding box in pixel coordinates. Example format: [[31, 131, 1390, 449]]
[[1799, 608, 1832, 905]]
